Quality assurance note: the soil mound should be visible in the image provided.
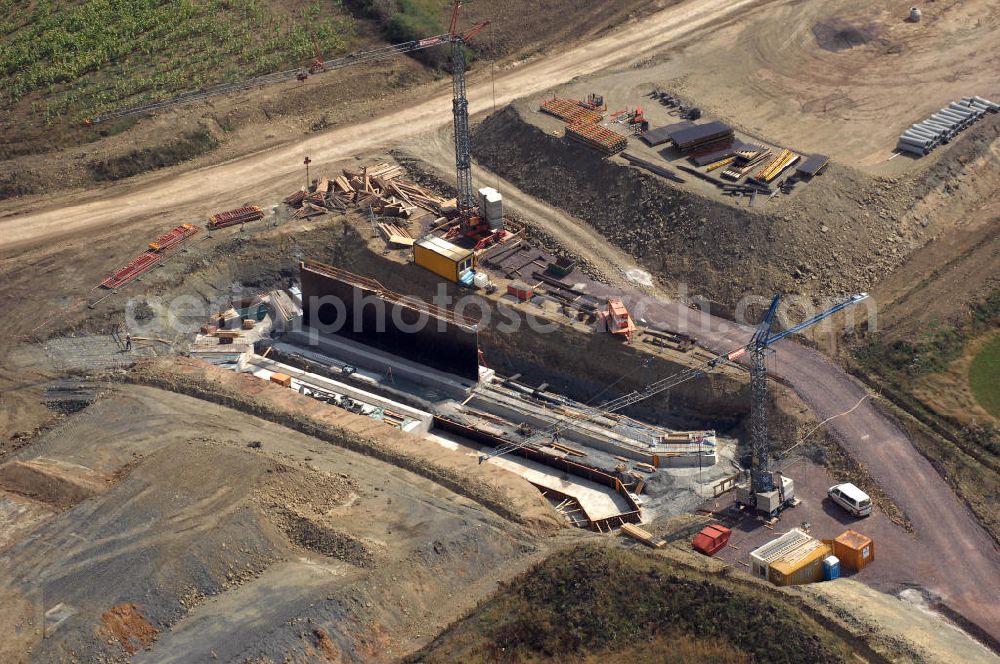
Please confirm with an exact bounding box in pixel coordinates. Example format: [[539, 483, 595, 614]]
[[812, 19, 880, 52]]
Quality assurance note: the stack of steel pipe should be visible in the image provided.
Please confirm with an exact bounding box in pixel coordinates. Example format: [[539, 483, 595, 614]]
[[897, 96, 998, 156]]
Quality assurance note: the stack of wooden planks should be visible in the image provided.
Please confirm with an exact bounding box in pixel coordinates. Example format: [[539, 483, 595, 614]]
[[620, 523, 666, 548], [721, 145, 772, 181], [282, 162, 451, 224]]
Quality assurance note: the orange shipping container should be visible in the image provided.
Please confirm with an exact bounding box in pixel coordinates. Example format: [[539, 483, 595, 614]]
[[831, 530, 874, 572], [269, 372, 292, 388]]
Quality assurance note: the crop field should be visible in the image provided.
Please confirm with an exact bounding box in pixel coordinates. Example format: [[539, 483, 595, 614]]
[[970, 333, 1000, 419], [0, 0, 357, 124]]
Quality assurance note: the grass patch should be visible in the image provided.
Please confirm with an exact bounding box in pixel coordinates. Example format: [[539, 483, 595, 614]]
[[0, 0, 356, 124], [850, 290, 1000, 541], [409, 544, 862, 664], [350, 0, 471, 68], [88, 129, 218, 181], [970, 334, 1000, 418]]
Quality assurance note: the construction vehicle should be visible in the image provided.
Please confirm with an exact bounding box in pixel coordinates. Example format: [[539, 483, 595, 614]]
[[580, 93, 605, 110], [602, 298, 636, 342], [720, 293, 870, 517], [480, 292, 871, 518]]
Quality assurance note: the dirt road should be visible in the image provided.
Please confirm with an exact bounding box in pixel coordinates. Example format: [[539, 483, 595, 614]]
[[426, 153, 1000, 640], [0, 0, 765, 253]]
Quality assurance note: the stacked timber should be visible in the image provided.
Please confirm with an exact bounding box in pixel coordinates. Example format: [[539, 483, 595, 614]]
[[720, 145, 772, 181], [620, 523, 666, 548], [282, 162, 451, 225]]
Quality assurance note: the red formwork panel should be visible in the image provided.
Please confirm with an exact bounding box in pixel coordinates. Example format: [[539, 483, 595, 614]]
[[101, 252, 162, 289], [540, 97, 604, 125], [208, 205, 264, 229], [148, 223, 200, 252], [565, 121, 628, 154]]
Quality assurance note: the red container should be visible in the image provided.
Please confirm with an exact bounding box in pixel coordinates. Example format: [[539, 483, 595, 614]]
[[692, 524, 731, 556], [507, 281, 534, 301], [200, 324, 218, 334]]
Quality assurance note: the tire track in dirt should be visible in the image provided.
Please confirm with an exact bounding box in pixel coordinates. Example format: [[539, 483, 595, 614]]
[[403, 147, 1000, 641], [0, 0, 767, 253]]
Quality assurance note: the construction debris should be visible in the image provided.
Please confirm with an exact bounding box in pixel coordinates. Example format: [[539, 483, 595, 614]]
[[282, 162, 451, 234]]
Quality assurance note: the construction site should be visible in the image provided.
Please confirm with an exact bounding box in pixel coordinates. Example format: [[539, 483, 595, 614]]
[[1, 0, 999, 662]]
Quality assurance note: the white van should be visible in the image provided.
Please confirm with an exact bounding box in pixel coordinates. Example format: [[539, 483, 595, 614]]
[[827, 483, 872, 517]]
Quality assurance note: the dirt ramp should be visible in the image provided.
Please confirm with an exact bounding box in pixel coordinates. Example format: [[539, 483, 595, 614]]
[[0, 458, 109, 508], [472, 105, 903, 310]]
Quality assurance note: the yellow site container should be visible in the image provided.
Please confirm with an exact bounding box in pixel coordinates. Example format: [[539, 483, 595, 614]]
[[831, 530, 874, 572], [768, 539, 832, 586], [413, 236, 474, 283]]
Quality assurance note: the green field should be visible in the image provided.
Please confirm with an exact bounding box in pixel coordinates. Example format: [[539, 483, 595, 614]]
[[970, 333, 1000, 418], [0, 0, 356, 123]]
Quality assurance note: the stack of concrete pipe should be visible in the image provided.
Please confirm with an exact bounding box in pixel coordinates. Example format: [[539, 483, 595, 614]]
[[897, 96, 999, 156]]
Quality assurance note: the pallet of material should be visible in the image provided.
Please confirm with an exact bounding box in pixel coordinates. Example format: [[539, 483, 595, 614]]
[[101, 252, 162, 289], [721, 148, 772, 181], [540, 97, 603, 124], [639, 120, 692, 147], [620, 523, 666, 548], [566, 121, 627, 154], [687, 138, 738, 164], [669, 121, 734, 153], [208, 205, 264, 229], [755, 149, 800, 183], [795, 154, 829, 177]]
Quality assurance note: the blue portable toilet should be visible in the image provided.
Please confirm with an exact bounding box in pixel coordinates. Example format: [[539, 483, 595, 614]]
[[823, 555, 841, 581]]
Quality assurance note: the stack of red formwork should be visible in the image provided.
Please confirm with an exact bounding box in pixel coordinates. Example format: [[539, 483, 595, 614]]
[[565, 121, 627, 155], [148, 223, 200, 252], [540, 97, 604, 124], [101, 253, 162, 289], [208, 205, 264, 229]]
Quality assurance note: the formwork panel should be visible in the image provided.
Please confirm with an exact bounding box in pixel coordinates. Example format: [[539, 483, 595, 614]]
[[300, 261, 480, 381]]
